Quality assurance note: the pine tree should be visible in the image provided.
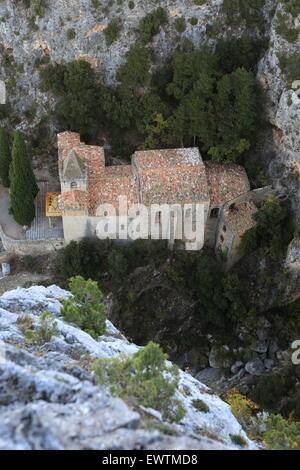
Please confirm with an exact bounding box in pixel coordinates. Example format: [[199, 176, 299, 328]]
[[9, 130, 38, 226], [0, 128, 11, 187]]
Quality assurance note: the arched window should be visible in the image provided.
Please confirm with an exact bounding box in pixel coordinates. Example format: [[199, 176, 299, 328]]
[[210, 208, 219, 218], [70, 181, 77, 189], [223, 225, 227, 232], [220, 235, 224, 243]]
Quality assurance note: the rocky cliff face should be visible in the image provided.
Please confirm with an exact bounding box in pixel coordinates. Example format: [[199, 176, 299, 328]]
[[0, 284, 257, 450], [257, 2, 300, 217]]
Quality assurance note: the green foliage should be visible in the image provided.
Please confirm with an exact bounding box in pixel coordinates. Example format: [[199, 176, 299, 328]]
[[21, 254, 43, 274], [138, 8, 168, 44], [0, 104, 8, 120], [174, 17, 186, 33], [123, 239, 169, 272], [56, 238, 113, 280], [230, 434, 248, 447], [222, 0, 266, 30], [251, 372, 295, 412], [263, 414, 300, 450], [284, 0, 300, 18], [238, 227, 258, 255], [209, 68, 258, 161], [33, 0, 48, 17], [135, 93, 170, 136], [25, 311, 59, 345], [279, 52, 300, 82], [66, 28, 76, 40], [108, 248, 128, 287], [94, 341, 186, 422], [61, 276, 106, 338], [276, 11, 299, 43], [239, 196, 294, 259], [244, 157, 270, 188], [222, 274, 247, 320], [40, 61, 102, 139], [165, 46, 260, 160], [117, 45, 150, 92], [215, 36, 266, 74], [9, 130, 38, 226], [0, 128, 11, 187], [104, 18, 122, 45], [192, 399, 210, 413], [39, 63, 67, 93]]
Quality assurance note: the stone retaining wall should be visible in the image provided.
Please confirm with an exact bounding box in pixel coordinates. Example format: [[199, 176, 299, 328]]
[[0, 225, 65, 255]]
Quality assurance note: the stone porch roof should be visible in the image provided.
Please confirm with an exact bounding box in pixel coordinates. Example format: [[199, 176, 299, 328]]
[[224, 201, 257, 236]]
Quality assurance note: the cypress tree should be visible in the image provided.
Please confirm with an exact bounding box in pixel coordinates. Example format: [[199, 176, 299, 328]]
[[9, 130, 38, 226], [0, 128, 11, 187]]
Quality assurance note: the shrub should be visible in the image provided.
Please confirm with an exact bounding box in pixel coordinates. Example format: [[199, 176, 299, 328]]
[[94, 342, 185, 422], [104, 18, 122, 45], [251, 372, 295, 412], [279, 52, 300, 82], [175, 17, 186, 33], [222, 0, 266, 30], [276, 12, 299, 43], [230, 434, 248, 447], [61, 276, 106, 338], [192, 399, 210, 413], [263, 414, 300, 450], [25, 311, 59, 345], [66, 28, 76, 40], [189, 17, 198, 26], [223, 388, 258, 428], [138, 8, 168, 44], [55, 238, 114, 280], [21, 254, 43, 274], [239, 196, 294, 259], [239, 227, 258, 255]]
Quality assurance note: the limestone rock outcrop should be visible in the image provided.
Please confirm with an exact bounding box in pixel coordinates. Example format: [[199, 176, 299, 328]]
[[0, 284, 257, 450]]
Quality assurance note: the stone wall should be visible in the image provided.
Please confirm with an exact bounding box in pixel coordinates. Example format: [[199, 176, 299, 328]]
[[0, 225, 64, 255]]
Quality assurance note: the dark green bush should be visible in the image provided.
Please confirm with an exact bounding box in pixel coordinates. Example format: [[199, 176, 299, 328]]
[[94, 341, 186, 422], [61, 276, 106, 338], [138, 8, 168, 44], [104, 18, 122, 45]]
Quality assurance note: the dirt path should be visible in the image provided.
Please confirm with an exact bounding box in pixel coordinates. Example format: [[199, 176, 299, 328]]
[[0, 186, 25, 240], [0, 273, 51, 295]]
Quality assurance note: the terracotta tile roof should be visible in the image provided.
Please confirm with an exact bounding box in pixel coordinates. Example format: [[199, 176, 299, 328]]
[[58, 133, 252, 218], [89, 165, 138, 214], [133, 148, 203, 169], [137, 166, 209, 205], [61, 190, 88, 210], [205, 161, 250, 207]]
